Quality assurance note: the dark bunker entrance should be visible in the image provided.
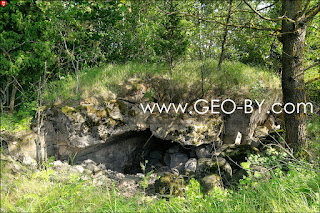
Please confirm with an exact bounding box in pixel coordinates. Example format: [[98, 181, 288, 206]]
[[74, 129, 195, 174]]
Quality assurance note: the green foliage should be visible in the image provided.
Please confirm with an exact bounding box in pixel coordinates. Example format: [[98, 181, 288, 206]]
[[0, 97, 36, 132], [154, 1, 189, 68], [139, 160, 159, 194], [308, 115, 320, 163], [1, 157, 319, 212]]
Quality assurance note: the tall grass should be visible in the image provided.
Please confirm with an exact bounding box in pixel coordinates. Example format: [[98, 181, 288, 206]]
[[1, 157, 319, 212]]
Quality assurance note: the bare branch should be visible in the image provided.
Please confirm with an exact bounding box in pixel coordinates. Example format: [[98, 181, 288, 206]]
[[257, 0, 280, 11], [244, 0, 295, 23], [158, 10, 278, 32]]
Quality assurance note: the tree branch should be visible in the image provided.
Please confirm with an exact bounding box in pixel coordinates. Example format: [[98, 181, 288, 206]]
[[305, 1, 320, 22], [300, 0, 311, 17], [306, 76, 320, 84], [303, 61, 320, 72], [243, 0, 295, 23], [158, 10, 278, 32], [257, 0, 280, 11]]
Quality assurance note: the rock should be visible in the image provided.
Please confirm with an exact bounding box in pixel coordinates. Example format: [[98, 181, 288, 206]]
[[155, 172, 185, 196], [116, 173, 125, 179], [221, 144, 259, 162], [150, 150, 162, 160], [189, 148, 197, 158], [263, 115, 280, 131], [195, 145, 212, 158], [109, 106, 123, 120], [254, 126, 269, 137], [23, 156, 37, 166], [246, 137, 261, 148], [97, 163, 106, 171], [53, 160, 64, 167], [196, 157, 232, 180], [163, 152, 171, 166], [235, 132, 242, 145], [200, 174, 222, 194], [86, 164, 101, 174], [196, 157, 227, 176], [23, 79, 277, 175], [167, 145, 181, 154], [94, 171, 105, 177], [118, 177, 139, 197], [223, 110, 251, 145], [1, 154, 23, 174], [73, 165, 85, 174], [149, 150, 162, 165], [250, 165, 270, 180], [82, 159, 96, 166], [83, 169, 92, 175], [185, 158, 197, 173], [52, 160, 69, 172], [169, 153, 188, 172], [223, 162, 233, 179]]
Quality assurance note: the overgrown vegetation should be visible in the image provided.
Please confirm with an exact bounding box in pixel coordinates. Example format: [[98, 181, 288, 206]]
[[1, 150, 319, 212], [1, 1, 319, 212], [41, 60, 280, 103]]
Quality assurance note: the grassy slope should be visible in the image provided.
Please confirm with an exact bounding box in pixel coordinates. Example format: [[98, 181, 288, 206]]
[[43, 59, 280, 102]]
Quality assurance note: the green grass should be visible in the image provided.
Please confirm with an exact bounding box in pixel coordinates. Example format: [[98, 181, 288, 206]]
[[0, 112, 33, 133], [43, 60, 280, 103], [1, 158, 319, 212]]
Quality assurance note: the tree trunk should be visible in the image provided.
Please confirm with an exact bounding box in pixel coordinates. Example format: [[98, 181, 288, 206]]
[[281, 0, 307, 152], [218, 0, 233, 69], [9, 79, 18, 113]]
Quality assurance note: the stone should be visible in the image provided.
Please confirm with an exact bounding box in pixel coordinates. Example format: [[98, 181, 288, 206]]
[[150, 150, 162, 160], [163, 152, 171, 166], [116, 173, 125, 179], [21, 80, 276, 176], [254, 126, 269, 137], [23, 156, 37, 166], [250, 165, 270, 180], [185, 158, 197, 173], [235, 132, 242, 145], [53, 160, 64, 167], [97, 163, 106, 171], [118, 177, 139, 197], [195, 145, 212, 158], [86, 164, 101, 174], [167, 145, 180, 154], [196, 157, 227, 177], [189, 149, 197, 158], [82, 159, 96, 166], [221, 144, 259, 162], [169, 153, 188, 172], [246, 137, 261, 148], [83, 169, 92, 175], [94, 171, 105, 177], [200, 174, 222, 194], [155, 172, 185, 196], [73, 165, 85, 174]]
